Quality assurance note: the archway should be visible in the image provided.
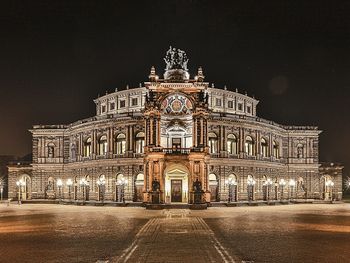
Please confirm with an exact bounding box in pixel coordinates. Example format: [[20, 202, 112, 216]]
[[164, 163, 189, 203], [209, 173, 219, 202], [134, 173, 144, 202], [19, 174, 31, 200]]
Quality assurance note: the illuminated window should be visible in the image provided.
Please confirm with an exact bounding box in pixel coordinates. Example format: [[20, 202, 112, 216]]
[[245, 136, 254, 156], [273, 140, 279, 158], [135, 132, 145, 153], [261, 138, 268, 157], [208, 132, 218, 153], [227, 134, 237, 154], [98, 135, 108, 155], [84, 138, 92, 157], [115, 134, 126, 154]]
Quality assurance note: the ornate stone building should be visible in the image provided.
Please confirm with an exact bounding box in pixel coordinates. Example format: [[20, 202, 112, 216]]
[[8, 47, 343, 204]]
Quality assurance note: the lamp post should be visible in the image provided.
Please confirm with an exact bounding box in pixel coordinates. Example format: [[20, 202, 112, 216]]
[[79, 178, 88, 204], [247, 178, 256, 201], [97, 177, 106, 203], [288, 179, 296, 201], [325, 179, 334, 201], [279, 179, 287, 201], [15, 179, 25, 205], [66, 179, 73, 201], [116, 177, 128, 203], [0, 181, 3, 202], [225, 177, 237, 203], [57, 179, 63, 201], [263, 178, 273, 202]]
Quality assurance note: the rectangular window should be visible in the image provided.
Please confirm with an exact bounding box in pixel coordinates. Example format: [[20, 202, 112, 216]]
[[101, 105, 106, 113], [238, 103, 243, 111], [110, 102, 115, 110], [120, 100, 126, 108], [132, 98, 138, 106], [247, 106, 251, 113], [215, 98, 222, 107], [228, 100, 234, 108]]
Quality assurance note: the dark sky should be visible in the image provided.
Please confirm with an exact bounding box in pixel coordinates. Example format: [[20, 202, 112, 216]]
[[0, 1, 349, 176]]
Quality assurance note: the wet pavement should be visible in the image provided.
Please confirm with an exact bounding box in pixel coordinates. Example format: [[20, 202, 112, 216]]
[[1, 203, 350, 263]]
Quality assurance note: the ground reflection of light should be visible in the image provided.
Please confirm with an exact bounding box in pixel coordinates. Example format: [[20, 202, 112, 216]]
[[291, 223, 350, 233]]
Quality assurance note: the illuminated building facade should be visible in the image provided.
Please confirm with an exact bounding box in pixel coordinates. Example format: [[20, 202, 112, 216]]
[[8, 47, 343, 204]]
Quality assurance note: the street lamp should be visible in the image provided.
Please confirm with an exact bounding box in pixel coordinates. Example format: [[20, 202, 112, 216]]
[[79, 178, 89, 204], [325, 179, 334, 201], [15, 179, 26, 205], [225, 177, 237, 203], [288, 179, 296, 200], [263, 178, 273, 202], [116, 177, 128, 203], [0, 181, 3, 202], [96, 177, 106, 203], [66, 179, 73, 201], [279, 179, 287, 200], [57, 179, 63, 201], [247, 177, 256, 201]]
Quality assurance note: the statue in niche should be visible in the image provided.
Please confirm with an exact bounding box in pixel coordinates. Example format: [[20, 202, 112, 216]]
[[152, 178, 160, 192], [297, 145, 303, 158], [193, 178, 202, 193], [71, 143, 76, 160], [48, 146, 54, 158]]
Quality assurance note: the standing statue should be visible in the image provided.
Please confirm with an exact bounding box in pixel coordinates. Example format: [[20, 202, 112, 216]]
[[152, 178, 160, 192], [193, 178, 202, 193]]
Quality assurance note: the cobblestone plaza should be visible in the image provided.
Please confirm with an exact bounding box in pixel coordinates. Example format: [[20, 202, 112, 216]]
[[1, 203, 349, 262]]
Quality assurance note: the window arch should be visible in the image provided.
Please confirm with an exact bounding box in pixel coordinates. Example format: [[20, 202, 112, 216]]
[[115, 134, 126, 154], [261, 138, 268, 157], [227, 134, 237, 154], [83, 137, 92, 157], [98, 135, 108, 155], [273, 140, 279, 158], [135, 132, 145, 154], [245, 136, 254, 156], [208, 132, 218, 154]]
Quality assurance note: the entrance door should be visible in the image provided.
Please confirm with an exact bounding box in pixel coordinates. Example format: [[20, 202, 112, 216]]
[[171, 179, 182, 202]]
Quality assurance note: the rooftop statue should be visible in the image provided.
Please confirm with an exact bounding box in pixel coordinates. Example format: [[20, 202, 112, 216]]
[[163, 46, 190, 81], [164, 46, 189, 71]]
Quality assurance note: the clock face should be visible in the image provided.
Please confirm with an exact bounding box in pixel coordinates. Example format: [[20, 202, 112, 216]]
[[162, 94, 192, 114]]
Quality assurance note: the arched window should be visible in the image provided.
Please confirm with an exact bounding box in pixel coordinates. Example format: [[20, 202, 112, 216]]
[[245, 136, 254, 156], [208, 132, 218, 154], [47, 143, 55, 158], [115, 134, 126, 154], [297, 144, 304, 158], [209, 173, 219, 202], [135, 132, 145, 154], [98, 135, 108, 155], [273, 140, 279, 158], [227, 134, 237, 154], [261, 138, 268, 158], [83, 137, 92, 157]]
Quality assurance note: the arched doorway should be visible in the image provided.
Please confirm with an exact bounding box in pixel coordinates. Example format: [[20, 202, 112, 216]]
[[19, 174, 31, 200], [164, 164, 189, 203], [134, 173, 144, 202], [209, 173, 219, 202]]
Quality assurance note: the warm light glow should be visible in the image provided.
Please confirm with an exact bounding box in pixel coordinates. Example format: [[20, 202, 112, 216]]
[[225, 177, 237, 185], [289, 179, 296, 187], [279, 179, 286, 186], [79, 178, 88, 186], [247, 178, 256, 186], [325, 179, 334, 187], [57, 179, 63, 187], [66, 178, 73, 186], [116, 177, 127, 186], [263, 178, 273, 186]]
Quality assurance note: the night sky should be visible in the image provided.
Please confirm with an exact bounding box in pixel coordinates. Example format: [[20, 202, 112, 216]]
[[0, 1, 349, 177]]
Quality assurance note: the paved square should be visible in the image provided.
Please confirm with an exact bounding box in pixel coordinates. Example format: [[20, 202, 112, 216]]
[[1, 204, 349, 262]]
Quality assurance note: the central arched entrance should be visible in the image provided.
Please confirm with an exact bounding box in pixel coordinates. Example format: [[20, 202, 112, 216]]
[[164, 163, 189, 203]]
